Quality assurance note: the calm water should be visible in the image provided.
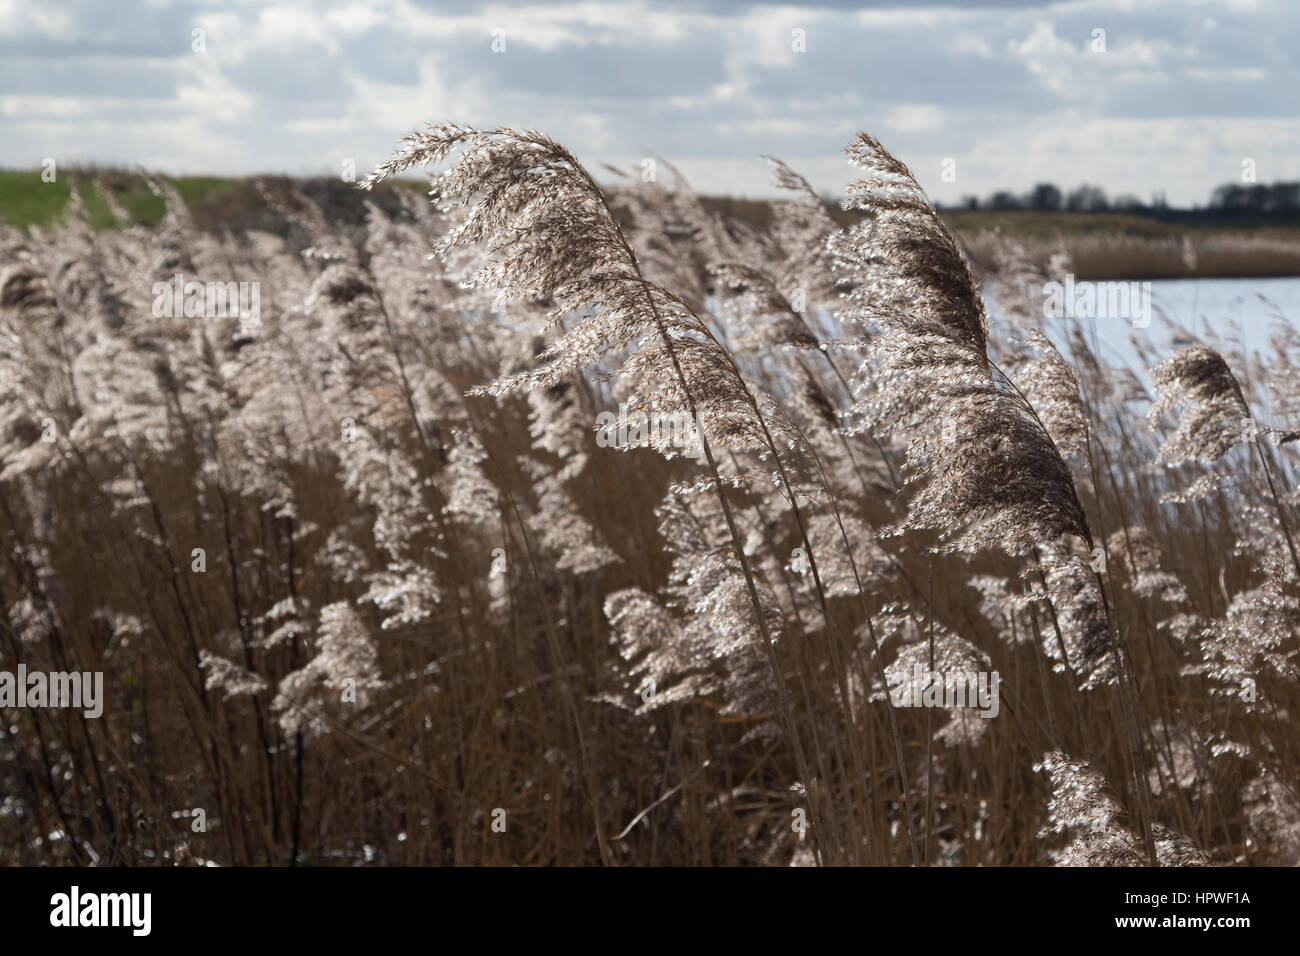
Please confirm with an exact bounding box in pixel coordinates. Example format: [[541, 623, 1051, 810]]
[[1016, 276, 1300, 382]]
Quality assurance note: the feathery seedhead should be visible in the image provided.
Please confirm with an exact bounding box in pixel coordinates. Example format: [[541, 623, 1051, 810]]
[[363, 124, 785, 458], [833, 132, 1091, 558], [1016, 329, 1090, 460], [1034, 545, 1116, 690], [1035, 751, 1208, 866], [835, 132, 987, 355], [1150, 346, 1253, 465], [1200, 569, 1298, 708], [1105, 526, 1188, 604]]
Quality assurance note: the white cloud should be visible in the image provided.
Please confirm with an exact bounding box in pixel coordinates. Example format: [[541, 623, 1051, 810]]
[[884, 105, 946, 134], [0, 0, 72, 38], [0, 94, 96, 118], [175, 54, 255, 124], [0, 0, 1293, 212]]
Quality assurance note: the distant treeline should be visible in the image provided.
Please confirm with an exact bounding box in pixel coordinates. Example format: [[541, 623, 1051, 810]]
[[941, 180, 1300, 226]]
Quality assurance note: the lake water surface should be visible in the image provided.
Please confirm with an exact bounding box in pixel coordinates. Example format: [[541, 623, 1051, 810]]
[[1022, 276, 1300, 383]]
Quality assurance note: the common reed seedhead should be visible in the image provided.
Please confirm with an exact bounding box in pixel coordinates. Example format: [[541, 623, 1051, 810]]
[[363, 124, 786, 459], [833, 133, 1091, 558], [1150, 345, 1253, 465], [1105, 526, 1188, 604], [1035, 751, 1207, 866], [1015, 329, 1090, 461]]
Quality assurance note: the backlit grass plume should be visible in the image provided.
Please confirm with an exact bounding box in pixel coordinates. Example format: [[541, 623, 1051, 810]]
[[362, 125, 796, 458], [1035, 751, 1207, 867], [832, 130, 1158, 861], [1150, 346, 1253, 465], [1151, 344, 1300, 582], [362, 123, 828, 860], [832, 132, 1088, 557]]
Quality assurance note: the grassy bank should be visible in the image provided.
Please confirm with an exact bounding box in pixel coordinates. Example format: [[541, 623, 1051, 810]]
[[0, 168, 420, 234]]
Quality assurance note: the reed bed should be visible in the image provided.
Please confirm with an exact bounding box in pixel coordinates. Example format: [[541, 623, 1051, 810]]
[[964, 228, 1300, 281], [1, 129, 1298, 866]]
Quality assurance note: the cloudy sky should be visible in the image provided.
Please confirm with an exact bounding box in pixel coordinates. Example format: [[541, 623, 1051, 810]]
[[1, 0, 1296, 204]]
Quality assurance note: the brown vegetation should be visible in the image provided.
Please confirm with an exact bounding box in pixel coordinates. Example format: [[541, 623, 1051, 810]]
[[1, 129, 1298, 866]]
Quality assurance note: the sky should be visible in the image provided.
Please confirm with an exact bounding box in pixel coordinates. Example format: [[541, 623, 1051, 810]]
[[1, 0, 1297, 204]]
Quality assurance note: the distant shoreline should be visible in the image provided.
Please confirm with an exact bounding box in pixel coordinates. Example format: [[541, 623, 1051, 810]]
[[4, 169, 1300, 281]]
